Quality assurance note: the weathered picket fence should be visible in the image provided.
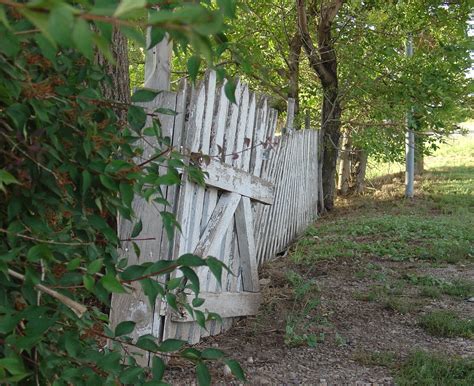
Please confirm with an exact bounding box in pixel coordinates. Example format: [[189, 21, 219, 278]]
[[110, 72, 320, 364]]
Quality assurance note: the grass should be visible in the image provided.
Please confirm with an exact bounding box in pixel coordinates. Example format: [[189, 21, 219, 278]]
[[419, 310, 474, 338], [353, 350, 397, 368], [396, 351, 474, 386], [366, 133, 474, 180], [291, 135, 474, 266], [404, 274, 474, 299], [284, 270, 324, 347]]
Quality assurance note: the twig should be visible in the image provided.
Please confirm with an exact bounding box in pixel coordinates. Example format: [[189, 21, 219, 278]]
[[7, 269, 88, 318], [0, 228, 92, 246]]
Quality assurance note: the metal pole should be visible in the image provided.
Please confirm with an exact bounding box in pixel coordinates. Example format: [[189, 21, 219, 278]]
[[405, 34, 414, 198]]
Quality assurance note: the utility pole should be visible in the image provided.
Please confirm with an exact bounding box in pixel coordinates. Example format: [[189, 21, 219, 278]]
[[405, 34, 415, 198]]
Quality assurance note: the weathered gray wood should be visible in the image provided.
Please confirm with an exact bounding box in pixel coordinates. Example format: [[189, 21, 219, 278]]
[[171, 292, 261, 322], [110, 91, 178, 366], [235, 197, 259, 292], [285, 97, 295, 134], [144, 33, 172, 91], [194, 192, 241, 258], [204, 160, 274, 205]]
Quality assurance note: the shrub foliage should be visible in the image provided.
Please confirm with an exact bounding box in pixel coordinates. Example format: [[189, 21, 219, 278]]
[[0, 0, 242, 384]]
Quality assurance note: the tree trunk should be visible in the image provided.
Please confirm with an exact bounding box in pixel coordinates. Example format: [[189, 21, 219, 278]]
[[320, 86, 342, 209], [414, 134, 424, 175], [351, 149, 367, 194], [96, 29, 131, 112], [296, 0, 344, 212], [338, 129, 351, 195], [288, 32, 302, 122]]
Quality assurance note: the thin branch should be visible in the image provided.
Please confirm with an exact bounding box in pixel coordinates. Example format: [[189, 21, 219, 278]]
[[7, 269, 88, 318], [0, 228, 92, 246]]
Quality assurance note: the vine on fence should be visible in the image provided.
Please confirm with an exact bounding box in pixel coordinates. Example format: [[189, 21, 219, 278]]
[[0, 0, 245, 384]]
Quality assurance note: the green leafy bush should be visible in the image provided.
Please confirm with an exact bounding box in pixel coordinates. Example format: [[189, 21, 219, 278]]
[[0, 0, 243, 384]]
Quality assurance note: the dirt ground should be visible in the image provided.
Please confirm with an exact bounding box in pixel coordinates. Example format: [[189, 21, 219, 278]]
[[167, 256, 473, 384]]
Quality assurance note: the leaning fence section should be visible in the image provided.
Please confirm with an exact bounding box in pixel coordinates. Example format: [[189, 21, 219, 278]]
[[110, 72, 321, 358]]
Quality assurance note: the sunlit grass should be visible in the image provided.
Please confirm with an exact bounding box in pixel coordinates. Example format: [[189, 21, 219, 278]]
[[366, 133, 474, 179]]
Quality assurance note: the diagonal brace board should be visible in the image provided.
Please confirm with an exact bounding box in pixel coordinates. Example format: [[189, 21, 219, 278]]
[[204, 159, 274, 205], [235, 196, 259, 292], [193, 192, 241, 258]]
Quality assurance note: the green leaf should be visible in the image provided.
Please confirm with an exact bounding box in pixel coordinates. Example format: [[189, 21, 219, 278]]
[[99, 174, 118, 190], [192, 297, 205, 308], [181, 348, 201, 360], [176, 254, 206, 267], [136, 335, 159, 351], [194, 310, 206, 328], [180, 266, 200, 294], [5, 103, 29, 131], [105, 160, 132, 174], [119, 366, 144, 384], [0, 356, 27, 376], [201, 348, 224, 360], [166, 277, 182, 291], [224, 359, 245, 381], [121, 265, 146, 281], [187, 56, 201, 81], [154, 107, 178, 116], [87, 258, 103, 275], [83, 274, 94, 291], [64, 332, 80, 357], [157, 339, 185, 352], [48, 4, 74, 47], [160, 211, 179, 242], [206, 312, 222, 324], [156, 173, 180, 186], [196, 362, 211, 386], [128, 105, 148, 131], [120, 182, 134, 208], [81, 170, 92, 196], [217, 0, 237, 18], [131, 88, 160, 103], [114, 0, 146, 18], [100, 273, 126, 293], [151, 356, 165, 381], [66, 257, 82, 271], [27, 244, 53, 262], [132, 242, 141, 259], [72, 19, 93, 59], [131, 220, 143, 238], [0, 169, 20, 193], [0, 5, 11, 29], [115, 321, 136, 337], [206, 257, 224, 285], [140, 278, 164, 306], [148, 28, 165, 49], [20, 9, 55, 45], [224, 79, 237, 104]]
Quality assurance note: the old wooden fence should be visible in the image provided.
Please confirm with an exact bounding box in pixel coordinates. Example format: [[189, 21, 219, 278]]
[[110, 72, 320, 364]]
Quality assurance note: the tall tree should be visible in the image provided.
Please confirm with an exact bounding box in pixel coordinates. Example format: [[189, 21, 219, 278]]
[[296, 0, 344, 211]]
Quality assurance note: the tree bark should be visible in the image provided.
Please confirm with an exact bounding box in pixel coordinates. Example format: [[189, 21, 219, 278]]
[[338, 129, 351, 195], [351, 149, 367, 194], [320, 86, 342, 209], [414, 134, 424, 175], [288, 32, 302, 121], [96, 29, 131, 110]]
